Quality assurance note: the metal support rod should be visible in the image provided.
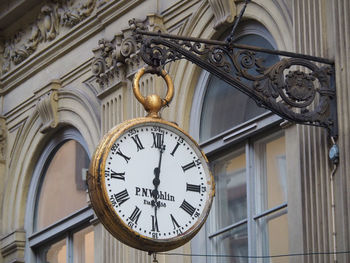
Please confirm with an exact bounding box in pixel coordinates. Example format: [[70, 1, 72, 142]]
[[330, 163, 338, 263], [135, 29, 334, 65], [152, 253, 159, 263], [226, 0, 251, 43], [93, 17, 337, 137], [330, 136, 339, 263]]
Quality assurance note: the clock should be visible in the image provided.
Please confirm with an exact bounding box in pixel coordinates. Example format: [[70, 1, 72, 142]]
[[88, 118, 214, 252], [88, 67, 214, 252]]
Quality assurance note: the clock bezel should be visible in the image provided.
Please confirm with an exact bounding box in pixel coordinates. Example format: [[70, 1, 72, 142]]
[[88, 117, 215, 252]]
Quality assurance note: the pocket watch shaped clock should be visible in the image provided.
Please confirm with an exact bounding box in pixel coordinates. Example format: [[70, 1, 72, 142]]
[[88, 67, 214, 252]]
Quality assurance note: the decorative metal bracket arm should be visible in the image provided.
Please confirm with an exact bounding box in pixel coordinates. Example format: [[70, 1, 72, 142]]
[[130, 20, 338, 138]]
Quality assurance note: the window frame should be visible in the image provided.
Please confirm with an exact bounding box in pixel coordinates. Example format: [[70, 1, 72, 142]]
[[189, 21, 288, 263], [204, 130, 287, 262], [25, 128, 94, 262], [189, 20, 280, 144]]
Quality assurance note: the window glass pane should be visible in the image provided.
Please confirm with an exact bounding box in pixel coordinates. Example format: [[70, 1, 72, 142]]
[[73, 225, 94, 263], [199, 34, 279, 142], [35, 140, 89, 231], [38, 238, 67, 263], [210, 223, 248, 263], [200, 76, 266, 141], [265, 135, 287, 210], [212, 149, 247, 229], [256, 212, 289, 263]]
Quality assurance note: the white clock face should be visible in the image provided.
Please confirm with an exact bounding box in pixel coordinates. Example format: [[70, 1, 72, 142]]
[[103, 122, 211, 240]]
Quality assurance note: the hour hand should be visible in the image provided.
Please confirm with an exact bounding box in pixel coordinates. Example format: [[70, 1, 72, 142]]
[[153, 167, 160, 178]]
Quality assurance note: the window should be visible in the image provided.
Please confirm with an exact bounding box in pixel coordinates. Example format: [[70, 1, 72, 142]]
[[190, 21, 288, 263], [26, 129, 94, 263], [208, 133, 287, 263]]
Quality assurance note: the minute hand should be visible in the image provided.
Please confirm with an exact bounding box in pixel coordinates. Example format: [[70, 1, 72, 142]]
[[152, 145, 165, 206], [156, 145, 165, 175]]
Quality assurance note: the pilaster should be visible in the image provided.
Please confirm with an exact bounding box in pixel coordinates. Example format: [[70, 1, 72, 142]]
[[0, 230, 26, 263]]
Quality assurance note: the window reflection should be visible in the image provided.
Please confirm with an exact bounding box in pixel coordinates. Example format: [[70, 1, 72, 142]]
[[73, 225, 94, 263], [199, 34, 279, 142], [257, 212, 289, 263], [39, 238, 67, 263], [200, 76, 266, 141], [213, 150, 247, 229], [212, 224, 248, 263], [256, 135, 287, 212], [35, 140, 89, 231], [265, 136, 287, 209], [197, 22, 288, 263]]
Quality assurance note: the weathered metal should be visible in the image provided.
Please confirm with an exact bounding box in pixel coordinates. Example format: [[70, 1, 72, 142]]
[[130, 19, 337, 138]]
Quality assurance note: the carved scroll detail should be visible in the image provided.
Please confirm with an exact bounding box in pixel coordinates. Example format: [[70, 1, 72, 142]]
[[0, 117, 7, 162], [208, 0, 236, 30], [91, 14, 166, 88], [35, 80, 61, 133], [0, 0, 100, 76], [131, 21, 338, 136]]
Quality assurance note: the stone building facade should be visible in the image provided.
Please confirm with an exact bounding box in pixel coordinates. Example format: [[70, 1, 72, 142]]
[[0, 0, 349, 263]]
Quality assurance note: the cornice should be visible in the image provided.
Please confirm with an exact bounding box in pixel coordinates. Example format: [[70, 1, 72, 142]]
[[0, 0, 145, 95], [0, 229, 26, 259]]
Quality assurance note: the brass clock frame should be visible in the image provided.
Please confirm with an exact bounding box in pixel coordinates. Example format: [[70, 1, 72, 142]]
[[88, 67, 215, 252]]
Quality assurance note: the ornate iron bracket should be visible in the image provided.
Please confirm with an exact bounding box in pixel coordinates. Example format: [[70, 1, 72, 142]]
[[129, 19, 338, 138]]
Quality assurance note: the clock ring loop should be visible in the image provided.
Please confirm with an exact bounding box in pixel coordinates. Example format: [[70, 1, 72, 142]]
[[133, 67, 174, 118]]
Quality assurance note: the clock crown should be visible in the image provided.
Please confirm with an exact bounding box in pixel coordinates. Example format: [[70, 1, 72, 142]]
[[133, 67, 174, 118]]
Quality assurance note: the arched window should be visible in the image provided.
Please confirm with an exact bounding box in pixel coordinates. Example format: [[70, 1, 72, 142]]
[[26, 129, 94, 263], [191, 21, 289, 263], [199, 29, 278, 141]]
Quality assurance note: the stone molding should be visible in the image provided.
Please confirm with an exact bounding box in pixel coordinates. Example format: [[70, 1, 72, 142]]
[[0, 229, 26, 263], [0, 0, 113, 77], [208, 0, 236, 30], [0, 116, 7, 162], [91, 14, 166, 90], [0, 0, 144, 95], [34, 80, 61, 134]]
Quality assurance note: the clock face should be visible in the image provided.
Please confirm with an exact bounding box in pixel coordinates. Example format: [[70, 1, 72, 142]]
[[101, 121, 212, 242]]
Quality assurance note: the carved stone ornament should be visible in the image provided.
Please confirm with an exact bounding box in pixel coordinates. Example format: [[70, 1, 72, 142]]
[[0, 116, 7, 162], [91, 14, 166, 89], [0, 229, 26, 263], [35, 80, 61, 134], [208, 0, 237, 30], [0, 0, 108, 76]]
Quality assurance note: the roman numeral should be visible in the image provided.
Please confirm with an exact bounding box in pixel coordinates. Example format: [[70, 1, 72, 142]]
[[151, 215, 159, 232], [114, 189, 130, 206], [110, 170, 125, 180], [152, 132, 164, 149], [180, 200, 196, 216], [131, 135, 144, 151], [182, 161, 196, 172], [129, 206, 142, 224], [116, 149, 131, 163], [170, 214, 181, 229], [186, 183, 201, 193], [170, 142, 180, 156]]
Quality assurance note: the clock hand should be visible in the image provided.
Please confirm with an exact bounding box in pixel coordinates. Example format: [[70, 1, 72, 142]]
[[151, 145, 165, 235], [152, 145, 165, 207]]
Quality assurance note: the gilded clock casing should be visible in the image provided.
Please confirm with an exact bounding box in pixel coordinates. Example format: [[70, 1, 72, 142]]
[[88, 117, 215, 252]]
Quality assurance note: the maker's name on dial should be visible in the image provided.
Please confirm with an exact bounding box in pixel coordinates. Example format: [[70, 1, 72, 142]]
[[135, 186, 175, 202]]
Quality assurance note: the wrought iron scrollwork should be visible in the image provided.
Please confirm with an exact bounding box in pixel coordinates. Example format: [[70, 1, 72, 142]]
[[131, 20, 337, 137]]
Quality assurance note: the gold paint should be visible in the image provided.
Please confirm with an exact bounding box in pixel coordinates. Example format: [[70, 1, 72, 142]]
[[133, 67, 174, 118], [88, 117, 214, 252]]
